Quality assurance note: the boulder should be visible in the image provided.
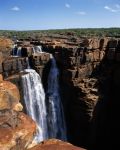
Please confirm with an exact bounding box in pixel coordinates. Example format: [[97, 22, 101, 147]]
[[0, 78, 36, 150], [0, 80, 22, 111], [0, 111, 36, 150], [28, 139, 86, 150]]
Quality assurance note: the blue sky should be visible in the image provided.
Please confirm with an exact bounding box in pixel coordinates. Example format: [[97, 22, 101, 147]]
[[0, 0, 120, 30]]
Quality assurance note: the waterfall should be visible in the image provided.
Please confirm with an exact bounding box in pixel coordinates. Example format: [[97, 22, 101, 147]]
[[21, 51, 67, 143], [12, 45, 22, 57], [46, 54, 67, 140], [33, 46, 42, 54], [21, 69, 48, 142], [25, 57, 31, 69], [17, 47, 22, 56], [12, 44, 17, 56]]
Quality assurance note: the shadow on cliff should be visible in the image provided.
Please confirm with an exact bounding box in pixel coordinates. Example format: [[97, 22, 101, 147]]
[[88, 46, 120, 150]]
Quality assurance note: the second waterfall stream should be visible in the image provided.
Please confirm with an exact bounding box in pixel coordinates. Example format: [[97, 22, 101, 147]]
[[21, 53, 67, 143], [46, 54, 67, 140]]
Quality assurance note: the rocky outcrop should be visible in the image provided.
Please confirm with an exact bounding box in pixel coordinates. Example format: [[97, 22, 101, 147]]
[[2, 57, 30, 78], [0, 38, 13, 50], [0, 76, 36, 150], [0, 38, 13, 59], [30, 53, 50, 77], [0, 76, 22, 111], [28, 139, 86, 150], [0, 111, 36, 150]]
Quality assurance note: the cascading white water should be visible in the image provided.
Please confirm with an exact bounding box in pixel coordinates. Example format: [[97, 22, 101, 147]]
[[12, 44, 17, 56], [12, 45, 22, 57], [25, 57, 31, 69], [17, 47, 22, 56], [20, 49, 67, 142], [33, 46, 42, 53], [21, 69, 48, 142], [46, 54, 67, 140]]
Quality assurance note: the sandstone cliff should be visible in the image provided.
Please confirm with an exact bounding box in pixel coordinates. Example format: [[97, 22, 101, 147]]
[[52, 38, 120, 149], [39, 37, 120, 149], [1, 36, 120, 150], [0, 74, 36, 150]]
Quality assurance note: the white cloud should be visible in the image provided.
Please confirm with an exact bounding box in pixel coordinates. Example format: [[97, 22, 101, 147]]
[[11, 6, 20, 11], [115, 4, 120, 9], [65, 3, 70, 8], [104, 5, 120, 13], [76, 11, 86, 15]]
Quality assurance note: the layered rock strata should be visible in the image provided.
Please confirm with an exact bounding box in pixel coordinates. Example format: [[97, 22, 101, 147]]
[[1, 37, 120, 149], [42, 37, 120, 149]]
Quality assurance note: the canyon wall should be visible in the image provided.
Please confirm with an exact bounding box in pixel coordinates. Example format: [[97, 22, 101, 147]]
[[40, 37, 120, 149], [0, 37, 120, 149]]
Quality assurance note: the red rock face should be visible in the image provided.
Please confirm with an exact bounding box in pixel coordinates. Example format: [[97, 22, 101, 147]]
[[28, 139, 86, 150], [0, 38, 13, 51], [0, 78, 36, 150], [0, 79, 22, 111], [0, 111, 36, 150], [0, 38, 13, 62]]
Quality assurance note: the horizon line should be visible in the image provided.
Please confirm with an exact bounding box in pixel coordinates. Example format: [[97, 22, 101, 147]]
[[0, 27, 120, 32]]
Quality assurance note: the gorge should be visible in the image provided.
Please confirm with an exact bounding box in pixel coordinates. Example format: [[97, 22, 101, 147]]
[[11, 45, 67, 143], [0, 35, 120, 150]]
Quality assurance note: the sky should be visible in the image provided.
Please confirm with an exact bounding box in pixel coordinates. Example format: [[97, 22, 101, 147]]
[[0, 0, 120, 30]]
